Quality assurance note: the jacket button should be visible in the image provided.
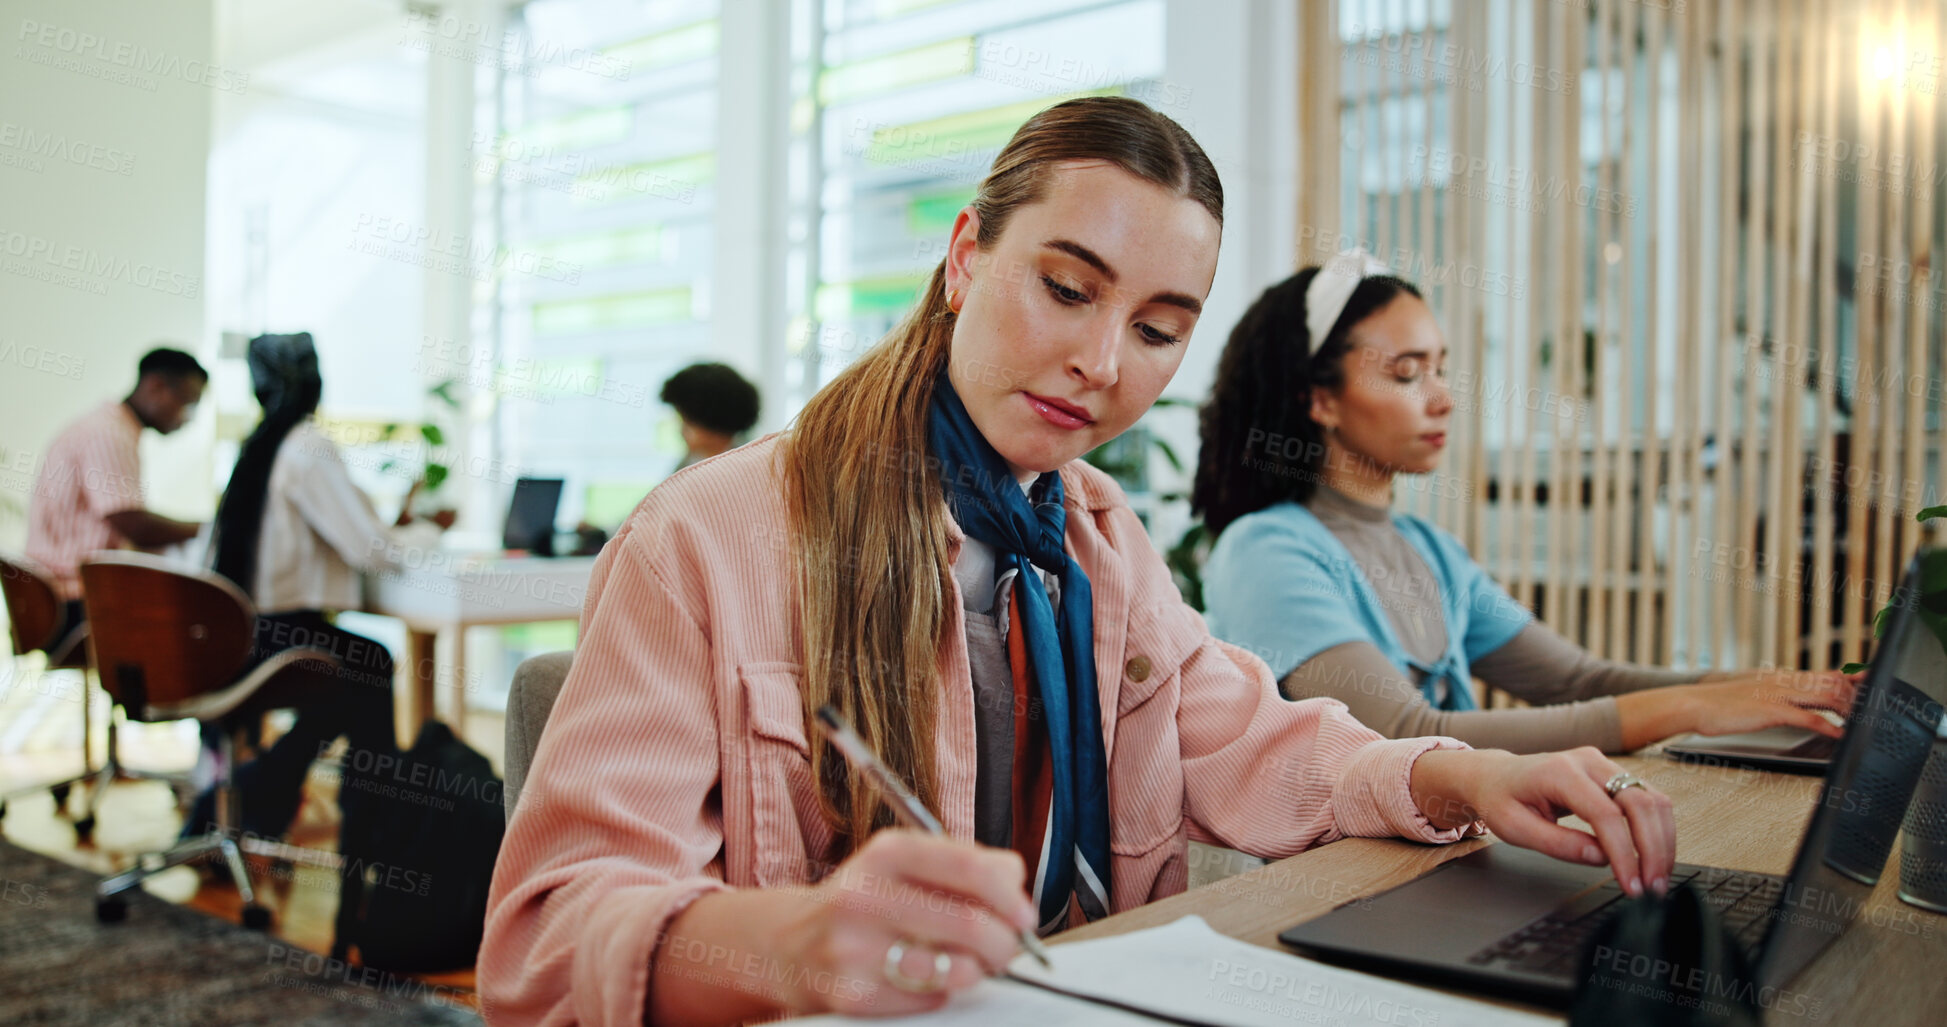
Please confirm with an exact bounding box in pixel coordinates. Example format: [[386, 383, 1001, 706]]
[[1125, 656, 1151, 683]]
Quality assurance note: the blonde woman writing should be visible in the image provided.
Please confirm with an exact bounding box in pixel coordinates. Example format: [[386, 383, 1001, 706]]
[[480, 99, 1676, 1027]]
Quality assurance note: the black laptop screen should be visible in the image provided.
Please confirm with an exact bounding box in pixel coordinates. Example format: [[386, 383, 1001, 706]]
[[1755, 552, 1947, 989], [503, 477, 564, 554]]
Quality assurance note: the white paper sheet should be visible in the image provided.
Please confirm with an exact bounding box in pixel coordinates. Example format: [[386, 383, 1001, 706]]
[[794, 915, 1562, 1026]]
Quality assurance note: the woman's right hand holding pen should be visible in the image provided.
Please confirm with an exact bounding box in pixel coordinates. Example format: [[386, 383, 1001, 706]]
[[650, 830, 1038, 1024], [778, 831, 1039, 1014]]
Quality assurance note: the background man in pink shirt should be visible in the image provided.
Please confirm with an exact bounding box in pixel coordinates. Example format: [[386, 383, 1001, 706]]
[[25, 347, 208, 633]]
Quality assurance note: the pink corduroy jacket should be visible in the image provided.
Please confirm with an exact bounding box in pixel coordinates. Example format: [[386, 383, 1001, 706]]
[[479, 435, 1478, 1026]]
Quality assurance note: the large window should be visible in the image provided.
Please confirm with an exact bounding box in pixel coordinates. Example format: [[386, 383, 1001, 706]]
[[783, 0, 1174, 416], [480, 0, 720, 531]]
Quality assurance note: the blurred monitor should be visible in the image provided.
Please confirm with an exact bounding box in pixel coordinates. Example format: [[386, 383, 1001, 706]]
[[503, 477, 564, 556]]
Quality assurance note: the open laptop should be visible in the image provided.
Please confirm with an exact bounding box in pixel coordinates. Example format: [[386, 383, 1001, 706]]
[[1664, 724, 1837, 774], [502, 477, 564, 556], [1278, 548, 1946, 1006]]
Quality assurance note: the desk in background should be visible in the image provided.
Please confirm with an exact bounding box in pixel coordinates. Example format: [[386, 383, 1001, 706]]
[[1058, 752, 1946, 1025], [363, 554, 594, 738]]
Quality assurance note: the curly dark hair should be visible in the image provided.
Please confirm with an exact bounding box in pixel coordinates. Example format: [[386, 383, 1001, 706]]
[[1191, 268, 1422, 537], [659, 362, 760, 436]]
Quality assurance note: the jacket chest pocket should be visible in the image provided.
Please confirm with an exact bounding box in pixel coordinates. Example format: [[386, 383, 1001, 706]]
[[1107, 602, 1203, 855], [1114, 601, 1205, 715], [738, 664, 827, 886]]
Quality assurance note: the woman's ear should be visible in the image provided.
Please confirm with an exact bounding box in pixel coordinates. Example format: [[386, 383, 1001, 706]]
[[944, 206, 982, 305], [1308, 387, 1339, 432]]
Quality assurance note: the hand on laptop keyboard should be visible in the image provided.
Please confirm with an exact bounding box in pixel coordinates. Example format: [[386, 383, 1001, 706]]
[[1413, 747, 1676, 898], [1684, 669, 1857, 738]]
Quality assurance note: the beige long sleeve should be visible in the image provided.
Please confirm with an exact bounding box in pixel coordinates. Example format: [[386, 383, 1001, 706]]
[[1282, 623, 1701, 754]]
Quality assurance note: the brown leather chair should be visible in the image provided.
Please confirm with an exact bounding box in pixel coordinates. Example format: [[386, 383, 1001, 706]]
[[80, 551, 347, 928], [0, 552, 100, 829]]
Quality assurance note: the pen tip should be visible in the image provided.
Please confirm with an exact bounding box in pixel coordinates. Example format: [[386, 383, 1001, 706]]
[[815, 705, 843, 729], [1022, 933, 1052, 969]]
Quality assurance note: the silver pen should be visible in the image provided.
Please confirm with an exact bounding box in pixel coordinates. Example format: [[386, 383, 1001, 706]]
[[815, 704, 1055, 970]]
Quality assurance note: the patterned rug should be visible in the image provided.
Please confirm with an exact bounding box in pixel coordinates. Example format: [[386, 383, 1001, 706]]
[[0, 839, 482, 1026]]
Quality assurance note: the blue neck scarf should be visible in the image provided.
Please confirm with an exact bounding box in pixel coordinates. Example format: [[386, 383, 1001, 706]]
[[928, 378, 1112, 927]]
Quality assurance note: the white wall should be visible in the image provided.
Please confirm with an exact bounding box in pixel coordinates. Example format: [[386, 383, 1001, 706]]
[[204, 66, 426, 422], [0, 0, 216, 549], [1161, 0, 1298, 406], [1144, 0, 1297, 540]]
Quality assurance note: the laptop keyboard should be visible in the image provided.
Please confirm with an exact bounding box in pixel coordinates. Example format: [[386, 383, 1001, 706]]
[[1465, 864, 1785, 976]]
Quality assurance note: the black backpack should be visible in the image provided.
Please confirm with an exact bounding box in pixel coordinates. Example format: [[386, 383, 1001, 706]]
[[331, 721, 506, 972]]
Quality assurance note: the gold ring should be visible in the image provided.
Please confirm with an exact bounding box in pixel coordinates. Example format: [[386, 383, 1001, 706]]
[[882, 938, 952, 994]]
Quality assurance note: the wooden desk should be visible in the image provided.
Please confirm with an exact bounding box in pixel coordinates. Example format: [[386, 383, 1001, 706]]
[[1057, 753, 1947, 1025], [362, 554, 593, 738]]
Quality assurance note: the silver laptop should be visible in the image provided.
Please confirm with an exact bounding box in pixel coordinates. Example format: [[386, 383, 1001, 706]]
[[1278, 549, 1946, 1006], [1664, 724, 1837, 774]]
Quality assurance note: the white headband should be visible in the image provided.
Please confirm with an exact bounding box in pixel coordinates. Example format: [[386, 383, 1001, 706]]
[[1305, 249, 1394, 353]]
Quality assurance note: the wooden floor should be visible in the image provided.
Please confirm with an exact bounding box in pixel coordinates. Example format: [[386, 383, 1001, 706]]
[[0, 659, 504, 1012]]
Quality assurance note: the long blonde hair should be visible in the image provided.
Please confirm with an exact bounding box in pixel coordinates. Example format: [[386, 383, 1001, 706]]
[[783, 96, 1224, 854]]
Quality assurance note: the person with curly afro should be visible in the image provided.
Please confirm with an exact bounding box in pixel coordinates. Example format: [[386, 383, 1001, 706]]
[[659, 362, 760, 471]]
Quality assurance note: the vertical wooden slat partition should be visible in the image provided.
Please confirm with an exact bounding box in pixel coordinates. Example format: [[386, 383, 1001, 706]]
[[1934, 0, 1947, 613], [1636, 0, 1662, 666], [1916, 0, 1940, 613], [1588, 0, 1614, 659], [1897, 0, 1926, 635], [1670, 0, 1701, 668], [1847, 0, 1880, 663], [1811, 0, 1840, 672], [1307, 0, 1946, 673], [1712, 0, 1743, 670], [1737, 1, 1768, 664]]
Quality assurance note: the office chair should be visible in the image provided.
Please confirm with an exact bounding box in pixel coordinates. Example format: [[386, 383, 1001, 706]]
[[502, 650, 574, 821], [79, 552, 347, 928], [0, 553, 106, 834]]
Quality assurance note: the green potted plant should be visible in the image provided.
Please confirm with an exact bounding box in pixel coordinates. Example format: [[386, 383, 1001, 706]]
[[1082, 397, 1211, 610], [1841, 506, 1947, 673], [379, 379, 461, 523]]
